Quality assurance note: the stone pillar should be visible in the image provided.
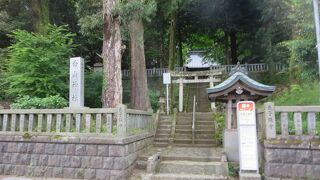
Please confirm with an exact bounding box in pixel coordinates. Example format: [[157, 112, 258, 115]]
[[116, 104, 127, 137], [179, 78, 184, 112], [209, 76, 216, 111], [264, 102, 276, 139], [226, 99, 232, 129], [69, 57, 84, 108]]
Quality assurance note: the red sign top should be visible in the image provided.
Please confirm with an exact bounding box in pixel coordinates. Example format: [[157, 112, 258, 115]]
[[238, 101, 254, 111]]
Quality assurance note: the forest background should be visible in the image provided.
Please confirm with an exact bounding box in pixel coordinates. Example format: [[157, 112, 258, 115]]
[[0, 0, 319, 109]]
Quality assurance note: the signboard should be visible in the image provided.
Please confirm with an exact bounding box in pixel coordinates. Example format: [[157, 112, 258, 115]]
[[237, 101, 259, 172], [163, 73, 171, 84]]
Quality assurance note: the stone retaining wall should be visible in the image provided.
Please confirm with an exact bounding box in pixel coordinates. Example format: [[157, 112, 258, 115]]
[[0, 133, 153, 180], [264, 136, 320, 179]]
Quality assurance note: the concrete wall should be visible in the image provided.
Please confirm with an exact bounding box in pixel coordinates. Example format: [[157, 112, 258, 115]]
[[264, 136, 320, 179], [0, 133, 153, 180]]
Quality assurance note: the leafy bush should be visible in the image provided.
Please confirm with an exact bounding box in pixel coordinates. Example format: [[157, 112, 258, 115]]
[[11, 95, 68, 109], [213, 112, 225, 145], [7, 25, 74, 98], [149, 89, 159, 112], [273, 83, 320, 106], [84, 70, 102, 108]]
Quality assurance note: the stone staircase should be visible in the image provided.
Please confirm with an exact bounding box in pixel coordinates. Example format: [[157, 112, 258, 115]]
[[174, 112, 216, 147], [153, 115, 172, 147], [142, 147, 228, 180], [185, 83, 211, 112]]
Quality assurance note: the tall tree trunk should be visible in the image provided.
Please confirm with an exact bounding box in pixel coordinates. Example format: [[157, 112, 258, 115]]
[[30, 0, 49, 34], [102, 0, 122, 108], [168, 10, 177, 71], [168, 9, 177, 112], [177, 24, 183, 67], [230, 31, 238, 64], [224, 31, 230, 65], [129, 16, 151, 110]]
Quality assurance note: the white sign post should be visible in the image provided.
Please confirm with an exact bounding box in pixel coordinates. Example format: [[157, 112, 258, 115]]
[[163, 73, 171, 115], [69, 57, 84, 108], [237, 101, 260, 179]]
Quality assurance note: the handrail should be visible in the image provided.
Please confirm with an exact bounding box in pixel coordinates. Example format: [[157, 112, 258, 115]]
[[192, 96, 196, 144]]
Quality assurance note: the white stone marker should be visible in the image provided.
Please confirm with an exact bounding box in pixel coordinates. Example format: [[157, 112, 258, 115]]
[[69, 57, 84, 108], [237, 101, 260, 179]]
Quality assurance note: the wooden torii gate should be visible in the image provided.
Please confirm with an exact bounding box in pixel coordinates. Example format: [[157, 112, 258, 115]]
[[170, 69, 223, 112]]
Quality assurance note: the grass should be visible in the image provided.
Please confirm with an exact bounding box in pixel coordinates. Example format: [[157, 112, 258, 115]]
[[259, 82, 320, 135]]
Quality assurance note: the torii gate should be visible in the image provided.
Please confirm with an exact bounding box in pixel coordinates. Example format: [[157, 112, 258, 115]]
[[170, 69, 223, 112]]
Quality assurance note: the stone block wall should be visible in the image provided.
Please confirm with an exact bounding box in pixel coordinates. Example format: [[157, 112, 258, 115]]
[[0, 133, 153, 180], [264, 137, 320, 179]]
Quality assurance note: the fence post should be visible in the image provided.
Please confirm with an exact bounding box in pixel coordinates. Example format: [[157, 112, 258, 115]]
[[116, 104, 127, 137], [264, 102, 276, 139]]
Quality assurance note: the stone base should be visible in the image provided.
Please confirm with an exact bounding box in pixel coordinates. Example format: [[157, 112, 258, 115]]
[[223, 129, 239, 162], [240, 172, 261, 180]]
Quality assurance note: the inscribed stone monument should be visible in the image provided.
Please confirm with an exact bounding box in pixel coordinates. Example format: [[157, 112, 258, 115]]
[[69, 57, 84, 108]]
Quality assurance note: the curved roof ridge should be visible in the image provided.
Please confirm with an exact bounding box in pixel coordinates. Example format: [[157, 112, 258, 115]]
[[207, 71, 275, 94]]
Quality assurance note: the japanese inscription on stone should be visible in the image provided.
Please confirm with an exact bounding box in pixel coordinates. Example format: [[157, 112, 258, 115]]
[[280, 112, 288, 136], [69, 57, 84, 108], [308, 112, 316, 135], [264, 102, 276, 139], [294, 112, 302, 135]]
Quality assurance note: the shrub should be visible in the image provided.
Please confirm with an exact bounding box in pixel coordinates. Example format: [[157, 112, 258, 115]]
[[149, 89, 159, 112], [7, 25, 74, 98], [84, 70, 102, 108], [11, 95, 68, 109], [213, 112, 225, 145]]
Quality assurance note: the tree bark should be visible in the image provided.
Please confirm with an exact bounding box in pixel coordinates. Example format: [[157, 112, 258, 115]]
[[168, 10, 177, 71], [168, 9, 177, 112], [230, 31, 238, 64], [224, 31, 230, 65], [102, 0, 123, 108], [177, 24, 183, 67], [129, 16, 151, 110], [30, 0, 49, 34]]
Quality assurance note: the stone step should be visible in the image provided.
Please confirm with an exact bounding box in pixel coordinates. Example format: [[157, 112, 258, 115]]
[[135, 160, 147, 170], [159, 121, 172, 125], [175, 129, 214, 134], [174, 138, 216, 145], [175, 133, 214, 139], [178, 113, 214, 118], [159, 160, 227, 176], [153, 142, 169, 147], [145, 173, 227, 180], [159, 125, 172, 129], [155, 133, 170, 139], [154, 138, 169, 143], [176, 121, 214, 125], [157, 129, 171, 133], [175, 125, 214, 130], [174, 138, 192, 144], [174, 143, 217, 148], [162, 155, 220, 162]]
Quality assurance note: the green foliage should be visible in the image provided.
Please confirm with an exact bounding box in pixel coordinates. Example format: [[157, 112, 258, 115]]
[[0, 48, 9, 100], [115, 0, 157, 23], [11, 95, 68, 109], [7, 25, 74, 98], [149, 89, 159, 112], [272, 83, 320, 106], [75, 0, 102, 44], [84, 70, 102, 108], [213, 112, 225, 145], [228, 163, 239, 177]]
